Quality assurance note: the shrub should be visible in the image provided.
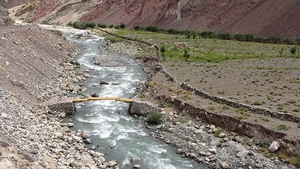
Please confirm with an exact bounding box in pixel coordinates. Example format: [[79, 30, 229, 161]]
[[120, 22, 126, 29], [183, 49, 190, 61], [114, 25, 120, 29], [160, 45, 166, 53], [292, 156, 300, 166], [158, 102, 165, 108], [146, 112, 162, 125], [290, 47, 297, 55], [67, 21, 73, 26], [253, 100, 263, 105], [298, 122, 300, 128], [277, 124, 290, 130], [279, 47, 284, 56], [214, 129, 222, 136]]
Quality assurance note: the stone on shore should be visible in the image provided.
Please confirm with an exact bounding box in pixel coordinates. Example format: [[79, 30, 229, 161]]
[[269, 141, 280, 153], [81, 130, 89, 139]]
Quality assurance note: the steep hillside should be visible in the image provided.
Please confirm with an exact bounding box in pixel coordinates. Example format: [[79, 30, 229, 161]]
[[14, 0, 300, 37], [0, 25, 79, 107], [0, 0, 28, 9], [0, 5, 11, 26]]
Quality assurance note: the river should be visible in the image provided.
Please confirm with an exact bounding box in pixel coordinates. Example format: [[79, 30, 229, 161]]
[[48, 26, 206, 169]]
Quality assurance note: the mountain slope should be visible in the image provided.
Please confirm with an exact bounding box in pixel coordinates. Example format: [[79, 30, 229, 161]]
[[14, 0, 300, 37]]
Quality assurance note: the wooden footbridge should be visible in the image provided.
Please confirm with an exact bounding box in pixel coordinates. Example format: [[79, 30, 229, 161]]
[[73, 97, 133, 104]]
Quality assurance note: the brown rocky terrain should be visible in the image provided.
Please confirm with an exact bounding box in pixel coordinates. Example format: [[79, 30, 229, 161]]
[[0, 5, 11, 26], [0, 0, 27, 9], [10, 0, 300, 37], [0, 25, 121, 168]]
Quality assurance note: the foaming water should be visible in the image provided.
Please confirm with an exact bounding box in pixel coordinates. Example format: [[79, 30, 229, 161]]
[[59, 27, 207, 169]]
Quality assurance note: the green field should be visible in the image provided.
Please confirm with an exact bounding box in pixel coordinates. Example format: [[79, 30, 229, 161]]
[[108, 28, 299, 63]]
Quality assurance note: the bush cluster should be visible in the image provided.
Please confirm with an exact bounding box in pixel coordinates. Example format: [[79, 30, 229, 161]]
[[132, 25, 300, 45], [67, 21, 96, 29], [146, 112, 162, 125], [67, 21, 126, 30]]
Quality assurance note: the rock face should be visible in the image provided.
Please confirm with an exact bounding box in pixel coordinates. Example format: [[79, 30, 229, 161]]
[[14, 0, 300, 37], [0, 5, 11, 26]]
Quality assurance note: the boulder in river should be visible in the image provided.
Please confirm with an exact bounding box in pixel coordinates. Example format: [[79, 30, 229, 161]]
[[91, 93, 99, 97], [100, 81, 109, 85], [81, 130, 89, 139]]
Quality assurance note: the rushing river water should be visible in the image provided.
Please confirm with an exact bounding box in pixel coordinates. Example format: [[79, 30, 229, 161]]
[[55, 27, 206, 169]]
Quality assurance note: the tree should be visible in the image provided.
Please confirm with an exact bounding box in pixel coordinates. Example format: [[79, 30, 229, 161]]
[[120, 22, 126, 29], [109, 24, 114, 28], [183, 49, 190, 61], [89, 22, 96, 28], [114, 25, 120, 29], [200, 31, 208, 38], [134, 25, 140, 31]]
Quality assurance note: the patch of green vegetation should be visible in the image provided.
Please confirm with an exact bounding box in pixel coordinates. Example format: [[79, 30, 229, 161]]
[[261, 117, 269, 122], [146, 112, 162, 125], [277, 124, 290, 130], [159, 127, 172, 133], [158, 102, 165, 108], [253, 100, 263, 105], [214, 129, 222, 137]]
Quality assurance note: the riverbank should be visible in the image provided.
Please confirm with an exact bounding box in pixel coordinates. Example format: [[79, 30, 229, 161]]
[[97, 28, 300, 168], [0, 25, 120, 168], [127, 56, 297, 169]]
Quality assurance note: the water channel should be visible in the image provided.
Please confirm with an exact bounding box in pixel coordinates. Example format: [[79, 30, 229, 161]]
[[54, 26, 206, 169]]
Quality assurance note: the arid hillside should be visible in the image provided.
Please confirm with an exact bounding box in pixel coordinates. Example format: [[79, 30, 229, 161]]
[[0, 0, 27, 9], [12, 0, 300, 37], [0, 25, 79, 107], [0, 5, 11, 26]]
